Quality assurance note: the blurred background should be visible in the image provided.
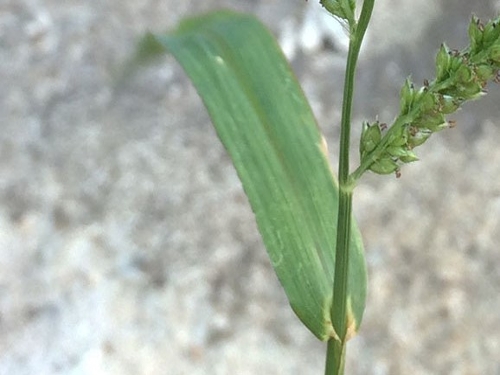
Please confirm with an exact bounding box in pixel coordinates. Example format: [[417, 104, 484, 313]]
[[1, 0, 500, 374]]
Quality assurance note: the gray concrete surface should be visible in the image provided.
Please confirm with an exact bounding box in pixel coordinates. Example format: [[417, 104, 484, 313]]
[[1, 1, 500, 374]]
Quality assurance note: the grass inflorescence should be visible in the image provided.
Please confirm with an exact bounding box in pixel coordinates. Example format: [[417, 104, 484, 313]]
[[355, 15, 500, 179]]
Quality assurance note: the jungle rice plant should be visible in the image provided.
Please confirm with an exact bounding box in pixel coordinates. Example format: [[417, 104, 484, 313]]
[[133, 1, 500, 373]]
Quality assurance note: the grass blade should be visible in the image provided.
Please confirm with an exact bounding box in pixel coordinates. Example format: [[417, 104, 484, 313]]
[[141, 11, 367, 341]]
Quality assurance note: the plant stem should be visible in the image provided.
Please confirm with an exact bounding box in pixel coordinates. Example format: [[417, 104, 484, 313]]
[[325, 1, 375, 374]]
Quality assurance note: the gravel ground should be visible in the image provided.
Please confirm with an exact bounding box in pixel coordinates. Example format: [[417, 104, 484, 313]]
[[1, 1, 500, 374]]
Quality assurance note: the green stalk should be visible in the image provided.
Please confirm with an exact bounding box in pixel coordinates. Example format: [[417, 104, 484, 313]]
[[325, 0, 375, 374]]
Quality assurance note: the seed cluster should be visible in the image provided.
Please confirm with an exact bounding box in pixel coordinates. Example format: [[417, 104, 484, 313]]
[[319, 0, 356, 26], [359, 16, 500, 176]]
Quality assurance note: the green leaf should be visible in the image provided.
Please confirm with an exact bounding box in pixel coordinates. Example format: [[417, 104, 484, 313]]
[[141, 11, 367, 341]]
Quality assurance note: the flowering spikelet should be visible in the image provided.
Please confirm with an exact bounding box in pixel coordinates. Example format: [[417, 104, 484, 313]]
[[319, 0, 356, 26]]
